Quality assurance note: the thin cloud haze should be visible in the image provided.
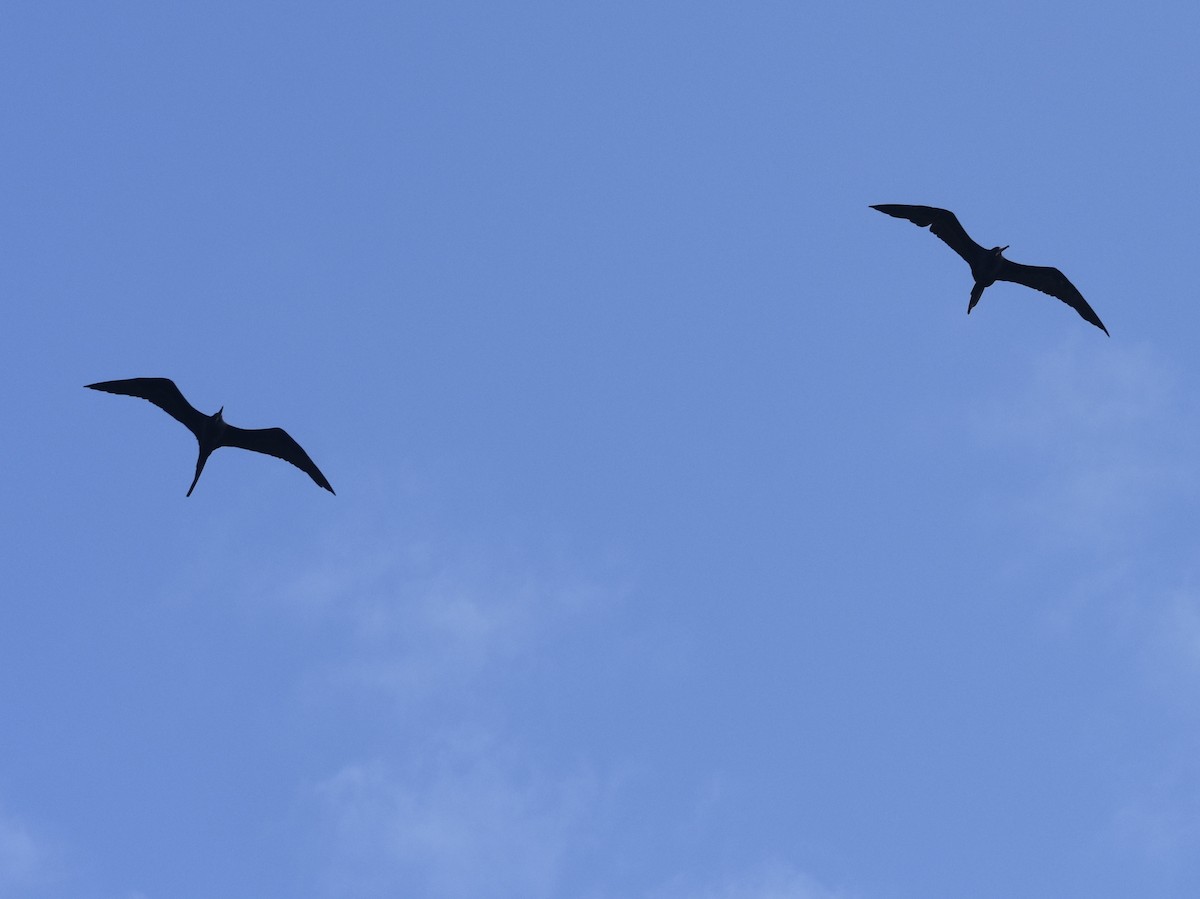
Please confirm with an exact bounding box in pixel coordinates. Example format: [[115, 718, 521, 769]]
[[6, 2, 1200, 897], [0, 808, 55, 897]]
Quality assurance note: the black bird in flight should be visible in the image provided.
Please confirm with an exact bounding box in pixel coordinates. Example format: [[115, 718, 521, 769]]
[[86, 378, 335, 496], [871, 204, 1108, 335]]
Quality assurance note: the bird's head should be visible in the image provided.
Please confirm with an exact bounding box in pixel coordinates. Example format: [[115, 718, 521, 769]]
[[992, 245, 1009, 257], [215, 406, 225, 421]]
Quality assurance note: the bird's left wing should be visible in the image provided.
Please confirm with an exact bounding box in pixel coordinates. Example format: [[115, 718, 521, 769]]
[[871, 204, 988, 268], [85, 377, 208, 436], [219, 425, 335, 493], [996, 260, 1109, 335]]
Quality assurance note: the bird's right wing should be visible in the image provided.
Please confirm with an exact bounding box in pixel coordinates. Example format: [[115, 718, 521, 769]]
[[996, 260, 1109, 335], [871, 204, 987, 267], [220, 425, 335, 494], [85, 378, 207, 437]]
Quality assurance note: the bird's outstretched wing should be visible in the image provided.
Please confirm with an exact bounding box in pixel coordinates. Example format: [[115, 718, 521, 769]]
[[86, 378, 207, 437], [996, 260, 1109, 335], [871, 204, 987, 268], [219, 425, 335, 493]]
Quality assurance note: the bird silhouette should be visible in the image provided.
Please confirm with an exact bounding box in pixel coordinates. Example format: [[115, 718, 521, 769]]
[[86, 378, 335, 496], [871, 204, 1108, 335]]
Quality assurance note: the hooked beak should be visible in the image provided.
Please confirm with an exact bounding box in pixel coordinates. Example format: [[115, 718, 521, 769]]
[[1000, 245, 1009, 252]]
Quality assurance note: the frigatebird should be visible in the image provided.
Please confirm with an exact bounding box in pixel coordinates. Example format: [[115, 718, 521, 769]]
[[86, 378, 335, 496], [871, 204, 1108, 335]]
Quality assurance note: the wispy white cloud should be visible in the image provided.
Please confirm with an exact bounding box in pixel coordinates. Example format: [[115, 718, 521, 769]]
[[261, 502, 622, 897], [280, 528, 614, 709], [1108, 748, 1200, 878], [0, 807, 56, 895], [646, 863, 851, 899], [336, 570, 602, 705], [974, 338, 1196, 551], [0, 814, 40, 885], [981, 340, 1175, 440], [255, 498, 841, 899], [314, 749, 848, 899], [977, 338, 1200, 641], [977, 340, 1200, 876], [1111, 793, 1196, 863], [313, 736, 599, 899], [1156, 587, 1200, 674]]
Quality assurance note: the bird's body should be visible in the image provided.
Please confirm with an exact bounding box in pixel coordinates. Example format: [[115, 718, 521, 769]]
[[86, 378, 334, 495], [871, 204, 1108, 335], [968, 247, 1006, 291]]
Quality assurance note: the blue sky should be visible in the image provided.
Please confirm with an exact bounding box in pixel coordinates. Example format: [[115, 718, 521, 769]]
[[4, 2, 1200, 897]]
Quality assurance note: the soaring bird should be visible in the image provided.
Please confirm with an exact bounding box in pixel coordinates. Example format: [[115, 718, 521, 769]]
[[871, 204, 1108, 335], [86, 378, 335, 496]]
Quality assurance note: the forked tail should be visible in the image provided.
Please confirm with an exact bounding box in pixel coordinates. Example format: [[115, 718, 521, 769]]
[[967, 282, 985, 314], [187, 448, 212, 496]]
